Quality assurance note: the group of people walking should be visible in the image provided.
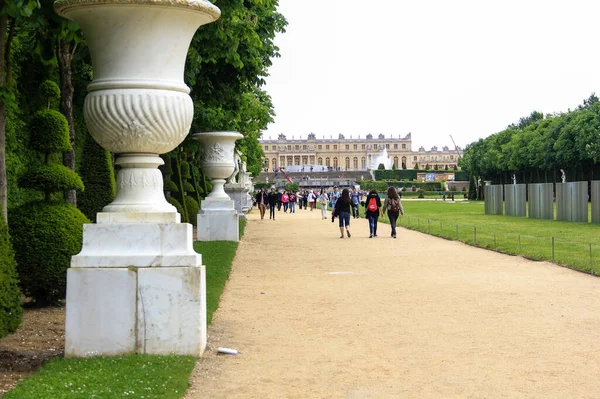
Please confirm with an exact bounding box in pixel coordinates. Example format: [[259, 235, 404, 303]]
[[255, 186, 404, 239]]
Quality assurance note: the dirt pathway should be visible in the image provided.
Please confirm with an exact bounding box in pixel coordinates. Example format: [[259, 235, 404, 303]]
[[186, 208, 600, 399]]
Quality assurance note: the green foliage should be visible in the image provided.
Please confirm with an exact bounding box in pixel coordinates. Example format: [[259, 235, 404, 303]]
[[284, 182, 298, 192], [164, 179, 179, 193], [183, 181, 195, 193], [374, 169, 417, 181], [29, 109, 71, 154], [377, 163, 385, 170], [0, 212, 22, 338], [9, 201, 89, 305], [462, 94, 600, 183], [183, 196, 199, 226], [254, 182, 271, 191], [358, 180, 442, 192], [166, 195, 184, 217], [39, 80, 60, 109], [468, 175, 477, 200], [78, 133, 116, 222], [180, 161, 191, 179], [18, 164, 84, 193], [4, 354, 196, 399]]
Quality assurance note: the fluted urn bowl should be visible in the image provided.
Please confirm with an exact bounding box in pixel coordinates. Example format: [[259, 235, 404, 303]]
[[54, 0, 221, 155], [193, 131, 243, 199]]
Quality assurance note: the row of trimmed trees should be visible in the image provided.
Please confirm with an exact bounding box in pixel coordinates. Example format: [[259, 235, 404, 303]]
[[460, 94, 600, 187], [0, 1, 287, 338]]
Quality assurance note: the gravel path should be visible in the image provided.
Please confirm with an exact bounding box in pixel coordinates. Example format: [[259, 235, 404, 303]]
[[186, 207, 600, 399]]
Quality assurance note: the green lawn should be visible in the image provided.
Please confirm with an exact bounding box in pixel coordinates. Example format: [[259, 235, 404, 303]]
[[378, 201, 600, 274], [5, 220, 246, 399]]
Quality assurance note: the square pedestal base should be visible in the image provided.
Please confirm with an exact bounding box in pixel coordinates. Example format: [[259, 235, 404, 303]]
[[65, 266, 206, 357], [197, 209, 239, 242]]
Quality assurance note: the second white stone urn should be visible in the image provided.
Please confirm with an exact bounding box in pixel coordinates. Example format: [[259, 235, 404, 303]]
[[193, 132, 243, 241]]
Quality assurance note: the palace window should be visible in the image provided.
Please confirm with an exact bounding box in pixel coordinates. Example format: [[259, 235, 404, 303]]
[[361, 157, 366, 169], [272, 158, 277, 170], [394, 144, 398, 149], [265, 145, 269, 151], [303, 145, 307, 150], [318, 157, 323, 165], [354, 144, 357, 150], [450, 155, 454, 160], [333, 157, 338, 168], [318, 145, 322, 150], [402, 144, 406, 149], [361, 144, 366, 150], [386, 144, 390, 149], [333, 145, 338, 150], [353, 157, 358, 169], [325, 157, 331, 167], [345, 145, 349, 150], [287, 145, 291, 150], [326, 145, 330, 150], [295, 145, 299, 150], [393, 157, 398, 168], [345, 157, 350, 169], [414, 156, 417, 161]]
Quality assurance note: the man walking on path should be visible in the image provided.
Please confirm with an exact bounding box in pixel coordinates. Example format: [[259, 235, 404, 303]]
[[267, 188, 277, 220]]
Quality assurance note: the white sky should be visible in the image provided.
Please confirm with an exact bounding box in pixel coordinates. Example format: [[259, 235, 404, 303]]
[[262, 0, 600, 150]]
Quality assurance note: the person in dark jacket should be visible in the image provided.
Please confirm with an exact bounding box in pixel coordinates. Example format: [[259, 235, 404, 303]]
[[364, 189, 382, 238], [267, 188, 278, 220], [333, 188, 352, 238], [255, 188, 268, 220]]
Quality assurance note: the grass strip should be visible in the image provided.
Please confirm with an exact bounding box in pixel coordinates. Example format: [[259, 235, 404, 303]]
[[194, 219, 246, 325], [385, 201, 600, 274], [4, 355, 196, 399], [5, 219, 247, 398]]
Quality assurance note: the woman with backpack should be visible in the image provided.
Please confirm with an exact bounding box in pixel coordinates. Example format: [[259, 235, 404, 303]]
[[364, 189, 382, 238], [381, 187, 404, 238]]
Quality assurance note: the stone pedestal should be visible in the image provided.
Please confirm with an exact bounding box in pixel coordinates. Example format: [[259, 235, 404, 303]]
[[197, 199, 239, 241], [224, 183, 249, 220], [65, 220, 206, 357]]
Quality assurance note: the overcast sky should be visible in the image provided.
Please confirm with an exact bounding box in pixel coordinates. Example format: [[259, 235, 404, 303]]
[[261, 0, 600, 150]]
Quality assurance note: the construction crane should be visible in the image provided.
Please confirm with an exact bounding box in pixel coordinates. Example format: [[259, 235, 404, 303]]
[[449, 135, 462, 161]]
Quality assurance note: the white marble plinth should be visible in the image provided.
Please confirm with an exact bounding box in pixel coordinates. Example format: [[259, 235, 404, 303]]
[[65, 268, 137, 357], [72, 223, 200, 267], [224, 183, 249, 220], [65, 266, 206, 357], [197, 199, 239, 241]]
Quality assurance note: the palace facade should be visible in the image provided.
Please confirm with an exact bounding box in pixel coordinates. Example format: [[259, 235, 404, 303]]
[[259, 132, 463, 172]]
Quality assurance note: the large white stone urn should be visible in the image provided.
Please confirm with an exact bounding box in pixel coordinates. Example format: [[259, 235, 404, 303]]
[[55, 0, 221, 218], [53, 0, 221, 357], [193, 131, 243, 200]]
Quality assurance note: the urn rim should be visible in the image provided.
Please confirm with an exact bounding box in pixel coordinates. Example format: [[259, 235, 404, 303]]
[[192, 131, 244, 141], [54, 0, 221, 19]]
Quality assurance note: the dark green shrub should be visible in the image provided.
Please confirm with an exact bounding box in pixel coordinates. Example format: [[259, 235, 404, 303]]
[[181, 161, 191, 179], [29, 110, 71, 154], [0, 212, 22, 338], [78, 134, 116, 222], [184, 182, 195, 193], [164, 179, 178, 193], [40, 81, 60, 109], [184, 196, 199, 226], [166, 195, 184, 217], [417, 189, 425, 199], [19, 164, 84, 193], [377, 163, 385, 170], [9, 201, 88, 305]]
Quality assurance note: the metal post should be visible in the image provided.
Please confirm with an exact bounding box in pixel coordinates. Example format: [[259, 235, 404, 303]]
[[551, 237, 555, 263], [474, 226, 477, 246], [590, 244, 594, 275]]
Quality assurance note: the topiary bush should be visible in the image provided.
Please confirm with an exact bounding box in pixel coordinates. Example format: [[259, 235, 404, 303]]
[[183, 196, 199, 226], [10, 81, 90, 305], [10, 201, 88, 305], [78, 132, 116, 222], [0, 212, 23, 338]]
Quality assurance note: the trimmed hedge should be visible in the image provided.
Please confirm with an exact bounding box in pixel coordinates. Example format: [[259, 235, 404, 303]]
[[18, 164, 84, 193], [78, 134, 116, 222], [374, 169, 465, 181], [184, 196, 199, 226], [9, 201, 89, 305], [358, 180, 443, 191], [0, 212, 22, 338], [29, 110, 71, 154]]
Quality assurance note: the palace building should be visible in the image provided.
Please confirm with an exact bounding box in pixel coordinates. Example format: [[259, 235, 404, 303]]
[[259, 132, 463, 172]]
